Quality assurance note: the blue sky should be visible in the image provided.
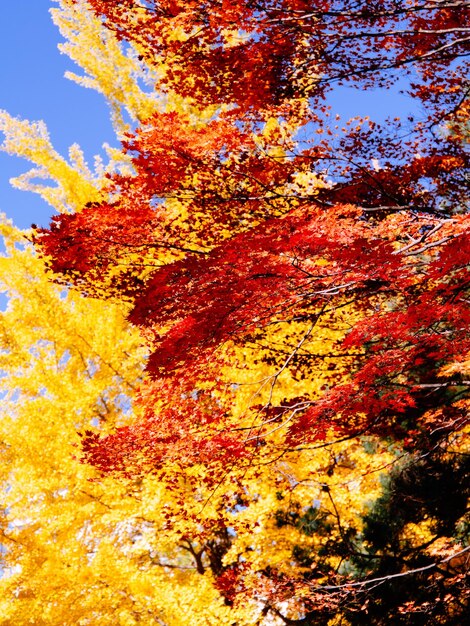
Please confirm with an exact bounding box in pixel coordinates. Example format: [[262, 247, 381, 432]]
[[0, 0, 116, 231]]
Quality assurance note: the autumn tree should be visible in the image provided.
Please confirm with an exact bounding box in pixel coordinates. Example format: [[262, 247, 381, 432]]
[[2, 0, 469, 623]]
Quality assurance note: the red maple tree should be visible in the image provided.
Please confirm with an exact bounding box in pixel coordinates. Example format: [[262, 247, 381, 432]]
[[36, 0, 469, 460]]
